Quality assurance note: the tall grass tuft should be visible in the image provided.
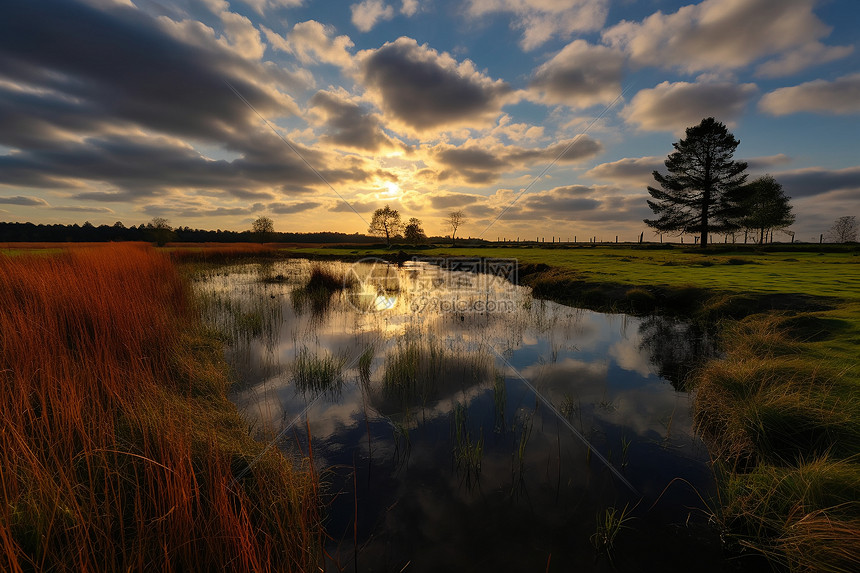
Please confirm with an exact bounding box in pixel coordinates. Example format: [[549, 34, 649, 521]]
[[452, 403, 483, 482], [590, 505, 634, 560], [695, 312, 860, 572], [292, 346, 347, 399], [291, 263, 355, 316], [0, 244, 322, 572]]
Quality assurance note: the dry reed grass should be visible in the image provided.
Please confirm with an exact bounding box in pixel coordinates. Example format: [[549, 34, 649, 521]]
[[0, 244, 322, 572]]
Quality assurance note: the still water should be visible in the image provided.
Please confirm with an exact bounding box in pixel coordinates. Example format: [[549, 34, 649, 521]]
[[196, 258, 748, 572]]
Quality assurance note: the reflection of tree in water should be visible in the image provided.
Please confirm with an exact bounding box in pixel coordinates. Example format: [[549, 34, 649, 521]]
[[638, 317, 718, 391]]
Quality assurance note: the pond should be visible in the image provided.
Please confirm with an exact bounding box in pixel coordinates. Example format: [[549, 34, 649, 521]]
[[196, 257, 748, 572]]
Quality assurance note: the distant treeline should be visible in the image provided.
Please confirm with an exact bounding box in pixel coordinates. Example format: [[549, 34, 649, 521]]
[[0, 221, 382, 243]]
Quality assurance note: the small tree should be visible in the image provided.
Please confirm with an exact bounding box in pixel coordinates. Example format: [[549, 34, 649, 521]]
[[403, 217, 426, 245], [827, 215, 858, 243], [645, 117, 748, 248], [251, 215, 275, 243], [447, 210, 465, 245], [368, 205, 403, 246], [147, 217, 176, 247], [740, 175, 795, 244]]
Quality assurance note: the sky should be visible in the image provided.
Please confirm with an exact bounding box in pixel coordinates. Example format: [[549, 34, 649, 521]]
[[0, 0, 858, 242]]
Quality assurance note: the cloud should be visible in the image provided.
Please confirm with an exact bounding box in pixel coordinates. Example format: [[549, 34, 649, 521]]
[[400, 0, 418, 17], [351, 0, 395, 32], [0, 0, 303, 148], [529, 40, 624, 108], [263, 20, 355, 68], [488, 184, 651, 224], [426, 192, 481, 210], [268, 201, 322, 214], [0, 195, 50, 206], [143, 202, 265, 218], [745, 154, 792, 171], [759, 73, 860, 116], [359, 37, 515, 134], [217, 8, 266, 60], [756, 42, 853, 78], [586, 156, 664, 183], [52, 205, 115, 213], [587, 154, 791, 186], [240, 0, 303, 17], [329, 198, 381, 213], [603, 0, 851, 76], [621, 81, 757, 132], [309, 90, 401, 151], [428, 136, 603, 185], [0, 131, 378, 200], [467, 0, 608, 51], [775, 166, 860, 199]]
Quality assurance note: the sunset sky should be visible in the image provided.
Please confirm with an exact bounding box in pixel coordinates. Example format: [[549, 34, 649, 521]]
[[1, 0, 858, 241]]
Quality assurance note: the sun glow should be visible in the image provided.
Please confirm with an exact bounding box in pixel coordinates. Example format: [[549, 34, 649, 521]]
[[383, 181, 401, 197]]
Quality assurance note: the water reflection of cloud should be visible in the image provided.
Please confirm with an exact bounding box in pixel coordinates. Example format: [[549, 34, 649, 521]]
[[199, 258, 717, 567], [608, 329, 655, 377]]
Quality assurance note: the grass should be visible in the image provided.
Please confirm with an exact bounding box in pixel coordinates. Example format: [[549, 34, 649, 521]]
[[0, 244, 323, 572], [292, 346, 347, 399], [695, 310, 860, 572], [358, 344, 374, 385], [289, 244, 860, 303], [290, 264, 355, 316], [452, 403, 484, 482], [590, 504, 634, 560]]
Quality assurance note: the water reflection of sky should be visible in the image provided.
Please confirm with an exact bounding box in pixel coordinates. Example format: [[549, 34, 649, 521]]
[[196, 260, 744, 572]]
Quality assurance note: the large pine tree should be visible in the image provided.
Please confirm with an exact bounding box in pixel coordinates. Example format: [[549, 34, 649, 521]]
[[645, 117, 748, 247]]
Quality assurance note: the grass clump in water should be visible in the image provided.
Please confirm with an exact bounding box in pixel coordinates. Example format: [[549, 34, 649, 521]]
[[291, 264, 356, 316], [452, 403, 483, 482], [292, 346, 346, 399], [590, 505, 634, 561]]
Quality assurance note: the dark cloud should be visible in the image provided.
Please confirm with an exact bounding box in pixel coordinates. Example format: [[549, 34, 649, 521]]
[[310, 90, 400, 151], [586, 156, 663, 183], [776, 166, 860, 198], [268, 201, 322, 214], [142, 202, 265, 218], [0, 0, 301, 145], [427, 193, 480, 210], [431, 136, 603, 186], [227, 188, 277, 201], [0, 132, 376, 200], [52, 205, 115, 213], [745, 154, 792, 171], [329, 199, 380, 213], [530, 40, 624, 108], [486, 185, 651, 225], [360, 37, 514, 132], [0, 195, 49, 206], [0, 0, 377, 209], [622, 81, 757, 132]]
